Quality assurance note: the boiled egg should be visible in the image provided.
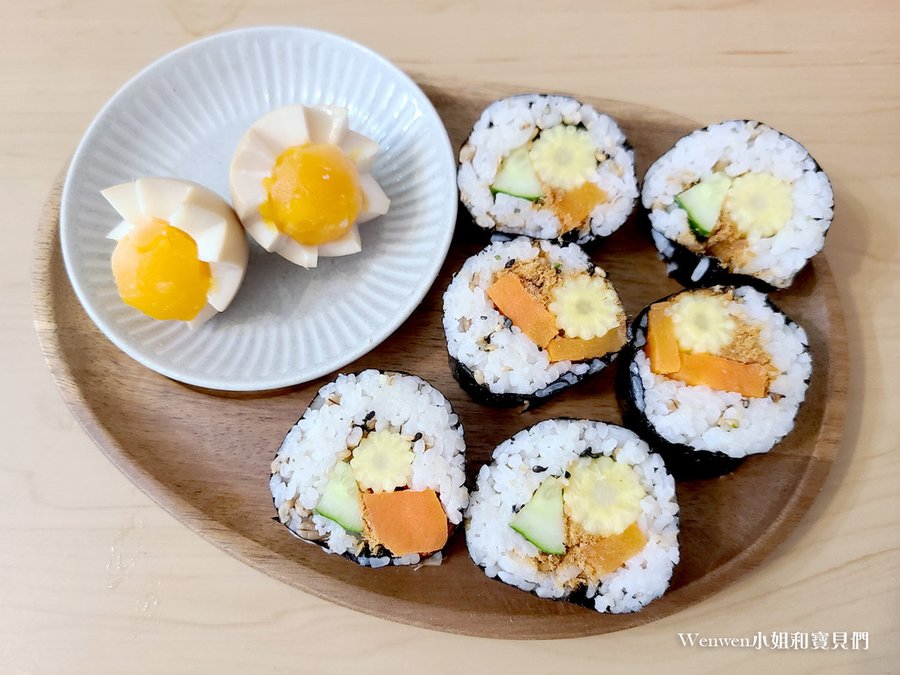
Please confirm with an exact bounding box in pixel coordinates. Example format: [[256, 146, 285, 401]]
[[229, 105, 390, 268], [102, 177, 249, 328]]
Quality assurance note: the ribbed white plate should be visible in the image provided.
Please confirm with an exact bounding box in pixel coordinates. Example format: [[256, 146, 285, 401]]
[[60, 27, 457, 391]]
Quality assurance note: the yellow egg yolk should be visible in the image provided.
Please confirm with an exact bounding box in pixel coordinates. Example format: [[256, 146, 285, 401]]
[[259, 144, 362, 246], [111, 220, 211, 321]]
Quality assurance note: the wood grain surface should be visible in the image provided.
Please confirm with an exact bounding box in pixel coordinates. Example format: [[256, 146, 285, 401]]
[[32, 80, 849, 638], [4, 0, 899, 671]]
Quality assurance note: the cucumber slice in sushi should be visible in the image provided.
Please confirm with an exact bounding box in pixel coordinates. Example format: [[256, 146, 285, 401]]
[[490, 146, 543, 201], [314, 462, 363, 533], [510, 477, 565, 554], [674, 172, 731, 238]]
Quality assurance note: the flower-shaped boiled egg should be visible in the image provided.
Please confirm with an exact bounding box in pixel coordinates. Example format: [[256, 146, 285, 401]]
[[102, 178, 249, 328], [229, 105, 390, 268]]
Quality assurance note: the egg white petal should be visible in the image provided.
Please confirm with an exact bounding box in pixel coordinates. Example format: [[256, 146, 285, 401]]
[[102, 182, 152, 227], [186, 303, 219, 330], [169, 203, 248, 272], [229, 170, 269, 223], [176, 185, 250, 274], [250, 105, 311, 155], [243, 215, 282, 252], [244, 214, 319, 268], [317, 224, 361, 258], [231, 143, 277, 175], [107, 220, 135, 242], [185, 182, 247, 223], [357, 174, 391, 223], [275, 237, 318, 269], [136, 177, 194, 222], [214, 216, 250, 271], [340, 131, 380, 172], [305, 106, 348, 146], [168, 203, 224, 255], [206, 262, 246, 312]]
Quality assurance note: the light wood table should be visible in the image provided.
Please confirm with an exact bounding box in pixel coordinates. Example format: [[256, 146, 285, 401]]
[[3, 1, 897, 672]]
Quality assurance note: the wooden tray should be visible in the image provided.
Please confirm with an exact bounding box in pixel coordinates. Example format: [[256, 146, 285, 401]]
[[32, 79, 848, 639]]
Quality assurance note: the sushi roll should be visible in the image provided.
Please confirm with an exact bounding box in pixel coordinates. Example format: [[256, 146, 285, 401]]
[[458, 95, 638, 244], [269, 370, 468, 567], [466, 419, 679, 613], [442, 237, 628, 407], [618, 286, 811, 478], [642, 120, 834, 290]]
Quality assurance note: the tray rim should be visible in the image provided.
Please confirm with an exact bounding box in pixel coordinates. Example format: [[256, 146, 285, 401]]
[[32, 86, 849, 638]]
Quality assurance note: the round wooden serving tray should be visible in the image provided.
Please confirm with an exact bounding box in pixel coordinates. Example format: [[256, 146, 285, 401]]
[[33, 79, 848, 639]]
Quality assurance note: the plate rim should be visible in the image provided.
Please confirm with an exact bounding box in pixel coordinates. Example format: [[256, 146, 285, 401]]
[[58, 26, 458, 391]]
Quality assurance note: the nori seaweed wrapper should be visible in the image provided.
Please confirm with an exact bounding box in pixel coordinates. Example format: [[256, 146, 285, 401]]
[[449, 342, 623, 411]]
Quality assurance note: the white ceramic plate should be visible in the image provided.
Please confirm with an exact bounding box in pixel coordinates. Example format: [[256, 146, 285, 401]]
[[60, 27, 457, 391]]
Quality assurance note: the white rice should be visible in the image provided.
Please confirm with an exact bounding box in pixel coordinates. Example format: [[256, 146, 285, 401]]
[[458, 95, 638, 242], [466, 419, 679, 613], [269, 370, 468, 566], [442, 237, 621, 397], [631, 287, 811, 459], [642, 120, 833, 288]]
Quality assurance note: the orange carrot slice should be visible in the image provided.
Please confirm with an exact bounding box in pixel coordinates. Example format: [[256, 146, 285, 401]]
[[362, 489, 448, 556], [551, 182, 607, 234], [487, 273, 558, 348], [581, 522, 647, 578], [670, 351, 769, 398], [547, 324, 626, 363], [646, 303, 681, 374]]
